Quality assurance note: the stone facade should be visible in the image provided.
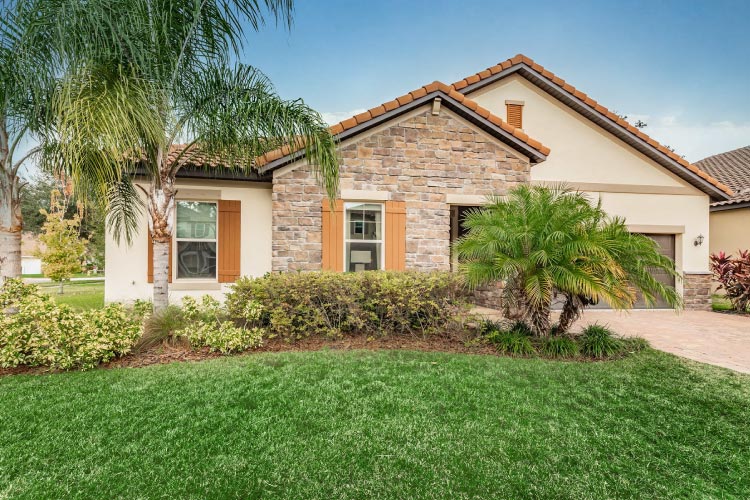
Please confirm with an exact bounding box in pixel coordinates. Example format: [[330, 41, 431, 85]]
[[272, 107, 531, 272], [683, 272, 712, 311]]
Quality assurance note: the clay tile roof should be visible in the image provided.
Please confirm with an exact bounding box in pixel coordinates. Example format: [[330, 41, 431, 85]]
[[696, 146, 750, 207], [255, 79, 551, 168], [450, 53, 733, 198]]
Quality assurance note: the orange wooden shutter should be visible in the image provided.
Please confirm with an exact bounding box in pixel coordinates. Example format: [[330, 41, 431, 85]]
[[218, 200, 241, 283], [385, 201, 406, 271], [147, 231, 172, 283], [506, 103, 523, 129], [321, 199, 344, 272]]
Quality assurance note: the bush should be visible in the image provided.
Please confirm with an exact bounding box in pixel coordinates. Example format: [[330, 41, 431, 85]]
[[226, 271, 469, 340], [177, 296, 263, 354], [580, 324, 623, 359], [540, 336, 579, 358], [486, 330, 536, 356], [0, 279, 140, 370], [710, 250, 750, 312]]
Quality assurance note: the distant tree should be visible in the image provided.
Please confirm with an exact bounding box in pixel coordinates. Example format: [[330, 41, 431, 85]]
[[35, 190, 87, 293], [21, 171, 105, 269]]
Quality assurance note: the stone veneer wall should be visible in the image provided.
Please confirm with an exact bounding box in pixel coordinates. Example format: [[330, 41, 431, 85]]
[[272, 108, 531, 272], [682, 272, 712, 311]]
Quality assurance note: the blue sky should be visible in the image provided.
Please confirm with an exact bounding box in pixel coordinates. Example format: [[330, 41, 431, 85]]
[[241, 0, 750, 161]]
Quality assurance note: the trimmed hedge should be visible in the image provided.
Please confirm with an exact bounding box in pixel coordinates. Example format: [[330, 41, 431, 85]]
[[226, 271, 469, 340]]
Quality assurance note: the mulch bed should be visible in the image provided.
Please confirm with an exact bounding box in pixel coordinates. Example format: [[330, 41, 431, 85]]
[[0, 331, 497, 377]]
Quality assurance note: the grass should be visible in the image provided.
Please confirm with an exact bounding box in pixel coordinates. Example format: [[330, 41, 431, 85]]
[[1, 349, 748, 499], [35, 280, 104, 310], [712, 294, 734, 312]]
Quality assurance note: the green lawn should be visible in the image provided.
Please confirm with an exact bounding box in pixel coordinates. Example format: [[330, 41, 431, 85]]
[[1, 349, 748, 499], [36, 280, 104, 310]]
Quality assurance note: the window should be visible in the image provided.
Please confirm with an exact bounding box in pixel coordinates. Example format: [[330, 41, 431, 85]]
[[175, 201, 217, 279], [345, 202, 383, 271]]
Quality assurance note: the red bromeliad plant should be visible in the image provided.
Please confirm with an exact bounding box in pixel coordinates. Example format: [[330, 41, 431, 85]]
[[710, 250, 750, 312]]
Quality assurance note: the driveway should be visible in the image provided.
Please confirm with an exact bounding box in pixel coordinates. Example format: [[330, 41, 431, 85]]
[[571, 310, 750, 373], [475, 308, 750, 374]]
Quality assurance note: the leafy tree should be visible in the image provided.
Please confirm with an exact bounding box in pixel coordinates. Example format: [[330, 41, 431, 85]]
[[35, 190, 88, 293], [20, 171, 105, 269], [455, 185, 681, 336], [15, 0, 339, 310]]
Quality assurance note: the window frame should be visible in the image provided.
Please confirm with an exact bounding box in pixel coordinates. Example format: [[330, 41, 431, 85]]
[[173, 199, 219, 281], [343, 201, 385, 272]]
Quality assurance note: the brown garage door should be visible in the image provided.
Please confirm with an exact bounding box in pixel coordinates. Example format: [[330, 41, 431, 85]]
[[634, 234, 676, 309], [575, 233, 676, 310]]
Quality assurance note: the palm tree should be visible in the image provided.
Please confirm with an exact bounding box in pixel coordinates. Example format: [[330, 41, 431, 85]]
[[0, 7, 54, 282], [455, 185, 681, 336], [17, 0, 339, 309]]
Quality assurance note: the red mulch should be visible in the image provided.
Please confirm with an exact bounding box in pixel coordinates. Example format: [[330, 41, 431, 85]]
[[0, 331, 497, 377]]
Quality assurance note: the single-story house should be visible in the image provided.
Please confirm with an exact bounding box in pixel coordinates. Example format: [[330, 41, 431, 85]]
[[695, 146, 750, 258], [105, 54, 732, 310]]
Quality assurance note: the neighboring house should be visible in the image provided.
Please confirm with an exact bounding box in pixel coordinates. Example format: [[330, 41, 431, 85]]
[[695, 146, 750, 257], [21, 233, 43, 275], [105, 54, 732, 310]]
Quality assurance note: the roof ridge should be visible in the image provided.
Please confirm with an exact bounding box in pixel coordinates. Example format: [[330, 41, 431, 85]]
[[256, 79, 550, 167], [450, 54, 733, 197]]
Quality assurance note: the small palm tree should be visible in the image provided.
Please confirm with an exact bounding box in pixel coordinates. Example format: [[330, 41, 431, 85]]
[[16, 0, 339, 309], [455, 185, 681, 336]]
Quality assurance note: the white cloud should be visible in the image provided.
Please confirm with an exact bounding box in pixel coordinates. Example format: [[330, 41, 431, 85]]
[[320, 109, 366, 125], [622, 113, 750, 161]]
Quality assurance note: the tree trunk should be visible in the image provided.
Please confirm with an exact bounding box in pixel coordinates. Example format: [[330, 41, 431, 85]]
[[556, 294, 583, 334], [152, 240, 170, 310], [58, 280, 64, 294], [0, 165, 22, 284], [148, 170, 176, 311], [527, 301, 551, 338]]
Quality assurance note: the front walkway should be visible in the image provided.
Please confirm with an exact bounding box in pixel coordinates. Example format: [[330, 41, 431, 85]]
[[475, 308, 750, 374]]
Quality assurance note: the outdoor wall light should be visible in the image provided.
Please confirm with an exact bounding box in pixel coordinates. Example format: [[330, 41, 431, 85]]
[[694, 234, 704, 247]]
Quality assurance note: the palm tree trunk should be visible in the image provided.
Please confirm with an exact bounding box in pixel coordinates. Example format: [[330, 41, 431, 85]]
[[0, 165, 22, 284], [148, 170, 176, 311], [556, 294, 583, 334], [527, 301, 551, 338]]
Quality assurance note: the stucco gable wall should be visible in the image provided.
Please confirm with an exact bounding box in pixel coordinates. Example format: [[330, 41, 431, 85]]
[[470, 75, 701, 191]]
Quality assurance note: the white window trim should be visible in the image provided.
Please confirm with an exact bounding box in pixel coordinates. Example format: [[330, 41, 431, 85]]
[[173, 200, 219, 282], [343, 201, 385, 272]]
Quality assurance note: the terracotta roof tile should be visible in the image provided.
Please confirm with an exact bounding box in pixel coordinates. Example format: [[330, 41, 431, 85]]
[[254, 79, 551, 168], [449, 53, 732, 197]]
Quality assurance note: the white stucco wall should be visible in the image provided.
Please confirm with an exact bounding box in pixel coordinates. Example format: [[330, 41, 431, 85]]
[[470, 75, 713, 278], [105, 178, 272, 304]]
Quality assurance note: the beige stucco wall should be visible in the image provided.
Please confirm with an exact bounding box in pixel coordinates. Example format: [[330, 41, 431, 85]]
[[470, 75, 713, 280], [104, 178, 272, 303], [710, 208, 750, 255]]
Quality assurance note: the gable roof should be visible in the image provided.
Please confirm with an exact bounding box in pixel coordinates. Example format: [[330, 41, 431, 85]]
[[695, 146, 750, 209], [452, 54, 733, 201], [256, 81, 550, 173]]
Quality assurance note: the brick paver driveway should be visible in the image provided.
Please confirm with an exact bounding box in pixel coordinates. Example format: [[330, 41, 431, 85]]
[[571, 310, 750, 373], [475, 308, 750, 373]]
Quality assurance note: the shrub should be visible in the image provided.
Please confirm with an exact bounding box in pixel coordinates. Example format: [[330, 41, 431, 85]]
[[454, 185, 681, 336], [486, 330, 536, 356], [177, 296, 263, 354], [0, 279, 140, 370], [580, 324, 623, 359], [508, 320, 533, 337], [540, 336, 579, 358], [710, 250, 750, 312], [136, 305, 187, 352], [226, 271, 469, 340]]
